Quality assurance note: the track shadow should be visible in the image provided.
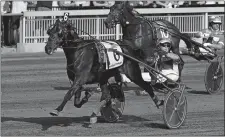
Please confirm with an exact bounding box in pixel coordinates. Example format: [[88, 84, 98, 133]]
[[143, 123, 168, 129], [2, 115, 157, 130], [187, 89, 224, 95], [1, 116, 89, 131], [187, 90, 210, 95], [54, 84, 191, 92], [119, 115, 168, 129], [1, 114, 167, 130], [53, 86, 102, 93], [54, 87, 71, 90]]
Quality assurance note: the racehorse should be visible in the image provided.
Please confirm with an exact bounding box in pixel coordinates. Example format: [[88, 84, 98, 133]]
[[45, 19, 164, 120], [104, 1, 195, 82]]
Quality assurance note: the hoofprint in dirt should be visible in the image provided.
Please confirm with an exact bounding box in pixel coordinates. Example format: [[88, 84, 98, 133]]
[[1, 52, 224, 136]]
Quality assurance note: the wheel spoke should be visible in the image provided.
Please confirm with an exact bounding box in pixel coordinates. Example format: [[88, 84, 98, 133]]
[[177, 97, 185, 107], [212, 77, 221, 91], [217, 74, 223, 78], [214, 80, 220, 90], [211, 79, 215, 91], [176, 93, 183, 108], [167, 104, 175, 110], [169, 109, 176, 122], [175, 110, 182, 121]]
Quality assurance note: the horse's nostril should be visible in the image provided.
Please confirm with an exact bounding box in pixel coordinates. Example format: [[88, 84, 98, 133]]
[[45, 46, 52, 55]]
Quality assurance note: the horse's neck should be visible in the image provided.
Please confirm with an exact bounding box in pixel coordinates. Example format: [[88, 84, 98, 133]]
[[122, 17, 150, 41], [63, 48, 76, 64], [121, 16, 155, 51]]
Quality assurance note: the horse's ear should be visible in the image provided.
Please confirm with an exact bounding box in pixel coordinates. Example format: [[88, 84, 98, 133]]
[[55, 19, 61, 24]]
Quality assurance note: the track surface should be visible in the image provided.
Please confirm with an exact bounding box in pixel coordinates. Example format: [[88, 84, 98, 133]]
[[1, 52, 224, 136]]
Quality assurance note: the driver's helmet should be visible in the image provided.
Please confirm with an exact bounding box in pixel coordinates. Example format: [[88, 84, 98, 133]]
[[156, 38, 172, 49], [209, 16, 222, 24]]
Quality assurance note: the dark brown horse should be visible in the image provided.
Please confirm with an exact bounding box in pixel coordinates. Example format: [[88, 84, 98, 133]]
[[45, 19, 164, 122], [104, 1, 195, 83]]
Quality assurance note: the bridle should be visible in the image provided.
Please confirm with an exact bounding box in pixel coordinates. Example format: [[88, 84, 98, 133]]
[[47, 21, 99, 50]]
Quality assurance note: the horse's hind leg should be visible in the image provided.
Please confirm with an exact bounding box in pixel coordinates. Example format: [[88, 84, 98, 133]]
[[122, 61, 164, 108], [178, 55, 184, 82]]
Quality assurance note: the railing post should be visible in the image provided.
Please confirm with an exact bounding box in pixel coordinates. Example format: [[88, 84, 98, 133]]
[[96, 16, 100, 39], [205, 12, 208, 29], [22, 16, 26, 43], [116, 24, 120, 40], [168, 13, 172, 22], [19, 16, 23, 43]]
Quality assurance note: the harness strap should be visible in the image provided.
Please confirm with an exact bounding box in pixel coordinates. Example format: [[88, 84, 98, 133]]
[[95, 42, 109, 71], [147, 21, 158, 42]]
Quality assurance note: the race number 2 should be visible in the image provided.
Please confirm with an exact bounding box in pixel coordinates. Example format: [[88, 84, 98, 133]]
[[64, 12, 69, 21]]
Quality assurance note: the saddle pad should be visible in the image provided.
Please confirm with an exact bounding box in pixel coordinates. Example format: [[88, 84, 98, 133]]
[[100, 41, 124, 70]]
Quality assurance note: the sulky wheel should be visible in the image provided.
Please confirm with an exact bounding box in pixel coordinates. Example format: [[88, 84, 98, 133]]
[[205, 61, 223, 94], [163, 89, 187, 129], [101, 83, 125, 123]]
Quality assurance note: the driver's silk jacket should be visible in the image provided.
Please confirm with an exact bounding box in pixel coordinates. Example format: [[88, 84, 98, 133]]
[[196, 28, 224, 46]]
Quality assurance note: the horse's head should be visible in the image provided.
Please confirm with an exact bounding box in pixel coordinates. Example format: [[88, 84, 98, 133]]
[[104, 1, 134, 28], [45, 19, 79, 55]]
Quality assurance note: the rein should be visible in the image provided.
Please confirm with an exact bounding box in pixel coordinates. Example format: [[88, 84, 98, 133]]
[[58, 24, 102, 50], [119, 8, 158, 41]]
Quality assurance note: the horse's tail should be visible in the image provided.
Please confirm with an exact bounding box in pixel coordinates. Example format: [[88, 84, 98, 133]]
[[152, 19, 197, 50], [180, 33, 194, 50]]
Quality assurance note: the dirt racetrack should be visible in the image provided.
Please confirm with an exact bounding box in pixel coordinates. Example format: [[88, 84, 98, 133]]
[[1, 52, 224, 136]]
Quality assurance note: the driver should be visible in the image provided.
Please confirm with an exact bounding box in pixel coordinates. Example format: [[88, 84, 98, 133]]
[[192, 16, 224, 59], [138, 38, 180, 96], [154, 38, 180, 85]]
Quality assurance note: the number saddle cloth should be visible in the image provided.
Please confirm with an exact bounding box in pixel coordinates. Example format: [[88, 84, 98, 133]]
[[95, 41, 124, 70]]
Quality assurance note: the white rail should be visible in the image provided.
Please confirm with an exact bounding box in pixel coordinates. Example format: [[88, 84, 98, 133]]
[[2, 7, 224, 45]]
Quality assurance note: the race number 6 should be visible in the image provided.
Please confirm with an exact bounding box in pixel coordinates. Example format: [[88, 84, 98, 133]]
[[64, 12, 69, 21]]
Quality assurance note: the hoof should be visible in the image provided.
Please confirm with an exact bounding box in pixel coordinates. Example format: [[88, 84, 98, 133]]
[[49, 110, 59, 116], [96, 87, 101, 92], [90, 116, 97, 124], [140, 90, 148, 96], [156, 100, 164, 109]]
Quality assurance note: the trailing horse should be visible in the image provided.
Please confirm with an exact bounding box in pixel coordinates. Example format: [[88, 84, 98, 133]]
[[104, 1, 195, 82], [45, 19, 164, 122]]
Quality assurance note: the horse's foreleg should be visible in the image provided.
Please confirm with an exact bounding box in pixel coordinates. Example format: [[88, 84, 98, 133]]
[[89, 71, 113, 124], [90, 83, 111, 124], [50, 81, 81, 116], [78, 89, 94, 107], [67, 68, 75, 85]]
